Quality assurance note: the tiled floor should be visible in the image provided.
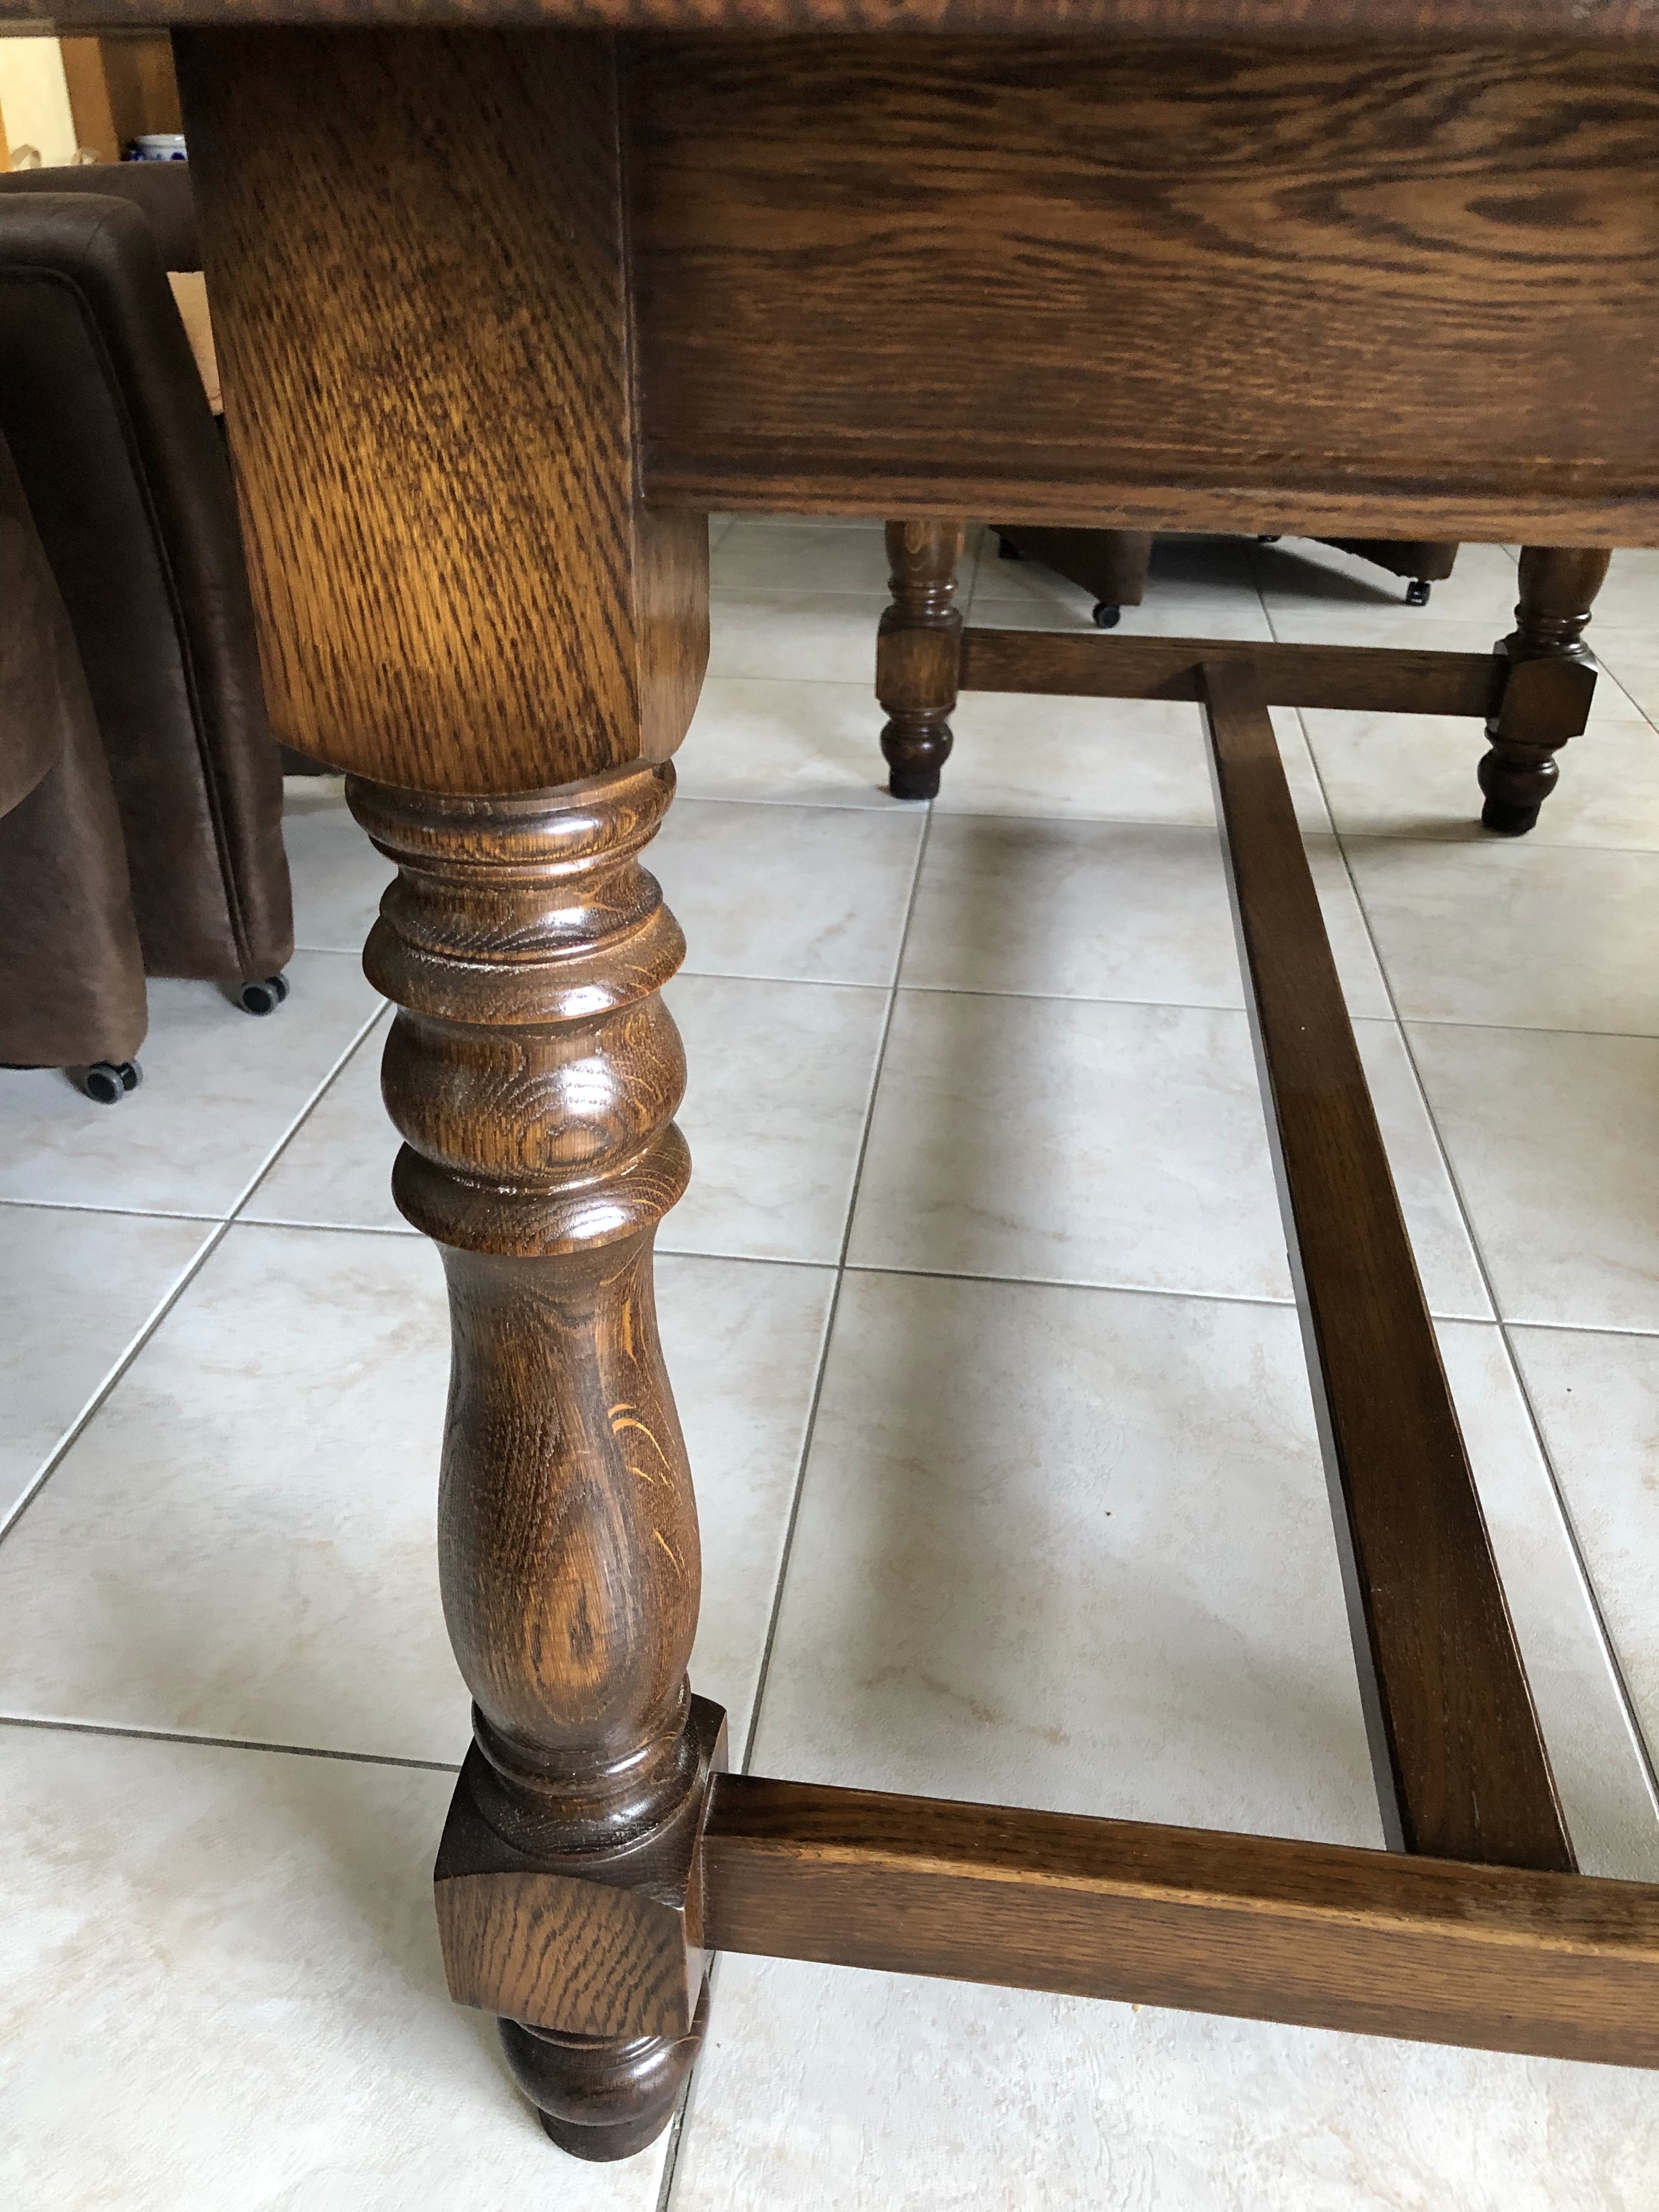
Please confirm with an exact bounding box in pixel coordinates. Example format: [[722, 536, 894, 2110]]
[[5, 523, 1659, 2208]]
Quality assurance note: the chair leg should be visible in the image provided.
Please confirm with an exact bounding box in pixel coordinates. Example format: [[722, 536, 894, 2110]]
[[878, 519, 967, 800], [1479, 547, 1611, 835]]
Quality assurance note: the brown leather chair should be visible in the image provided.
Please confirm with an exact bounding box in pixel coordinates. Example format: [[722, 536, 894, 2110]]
[[0, 425, 148, 1099], [0, 166, 293, 1018], [992, 526, 1459, 625]]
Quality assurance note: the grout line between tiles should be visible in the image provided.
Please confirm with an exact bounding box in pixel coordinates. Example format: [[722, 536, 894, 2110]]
[[0, 1196, 222, 1224], [1286, 683, 1659, 1823], [225, 1000, 390, 1228], [732, 805, 933, 1785], [0, 1709, 460, 1773]]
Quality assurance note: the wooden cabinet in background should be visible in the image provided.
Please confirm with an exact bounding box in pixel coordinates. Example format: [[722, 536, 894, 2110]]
[[61, 34, 182, 163]]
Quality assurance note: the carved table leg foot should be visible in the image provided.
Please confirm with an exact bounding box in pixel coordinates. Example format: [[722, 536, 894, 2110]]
[[348, 762, 725, 2160], [1479, 546, 1611, 834], [878, 518, 968, 800]]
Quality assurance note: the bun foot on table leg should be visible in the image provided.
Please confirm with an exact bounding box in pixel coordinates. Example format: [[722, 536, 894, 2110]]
[[504, 1983, 710, 2161]]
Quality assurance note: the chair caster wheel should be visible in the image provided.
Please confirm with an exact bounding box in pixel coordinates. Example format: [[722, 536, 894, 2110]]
[[1406, 579, 1431, 606], [1256, 534, 1282, 543], [995, 534, 1023, 561], [76, 1060, 143, 1105], [1091, 601, 1120, 628], [238, 973, 290, 1017]]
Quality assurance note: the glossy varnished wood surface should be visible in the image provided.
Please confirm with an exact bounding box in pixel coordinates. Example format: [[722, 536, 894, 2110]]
[[174, 29, 708, 792], [1201, 659, 1571, 1869], [630, 40, 1659, 541], [703, 1775, 1659, 2067], [961, 628, 1499, 714], [19, 3, 1659, 37]]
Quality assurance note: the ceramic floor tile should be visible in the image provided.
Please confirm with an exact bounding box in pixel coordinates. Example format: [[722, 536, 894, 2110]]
[[675, 676, 899, 809], [672, 1952, 1659, 2212], [0, 1207, 216, 1527], [712, 518, 891, 594], [1302, 708, 1659, 849], [849, 991, 1293, 1301], [1595, 638, 1659, 725], [663, 975, 887, 1266], [1352, 1022, 1492, 1322], [1408, 1023, 1659, 1332], [281, 776, 394, 953], [749, 1270, 1380, 1842], [1509, 1325, 1659, 1782], [899, 815, 1245, 1008], [653, 798, 922, 986], [0, 954, 383, 1219], [240, 1009, 402, 1234], [932, 694, 1331, 832], [707, 590, 892, 683], [1580, 549, 1659, 630], [0, 1227, 831, 1762], [1435, 1323, 1659, 1878], [0, 1727, 672, 2211], [1346, 838, 1659, 1034]]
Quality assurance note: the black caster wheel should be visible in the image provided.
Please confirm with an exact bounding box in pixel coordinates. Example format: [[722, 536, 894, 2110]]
[[238, 973, 291, 1017], [1406, 578, 1431, 607], [1256, 534, 1282, 543], [996, 534, 1023, 561], [1091, 601, 1121, 629], [77, 1060, 143, 1105]]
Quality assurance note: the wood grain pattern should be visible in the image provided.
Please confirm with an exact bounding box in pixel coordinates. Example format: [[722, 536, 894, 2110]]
[[22, 3, 1659, 41], [876, 518, 967, 799], [1480, 545, 1611, 833], [174, 29, 708, 793], [1200, 658, 1571, 1868], [631, 40, 1659, 543], [960, 628, 1499, 715], [703, 1775, 1659, 2067], [349, 763, 725, 2156]]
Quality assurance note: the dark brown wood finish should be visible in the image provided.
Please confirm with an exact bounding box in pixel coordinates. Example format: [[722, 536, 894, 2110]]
[[702, 1776, 1659, 2067], [1200, 658, 1571, 1866], [876, 519, 968, 800], [173, 28, 708, 792], [993, 526, 1155, 623], [960, 627, 1501, 715], [1480, 547, 1613, 834], [630, 41, 1659, 543], [346, 761, 725, 2159]]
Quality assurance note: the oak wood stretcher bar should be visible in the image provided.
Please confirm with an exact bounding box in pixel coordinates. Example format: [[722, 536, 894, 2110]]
[[13, 0, 1659, 2160]]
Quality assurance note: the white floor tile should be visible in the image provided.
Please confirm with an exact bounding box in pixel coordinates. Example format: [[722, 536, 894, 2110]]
[[708, 590, 891, 683], [240, 1008, 402, 1234], [1595, 637, 1659, 725], [1409, 1023, 1659, 1331], [0, 1206, 215, 1526], [675, 677, 900, 809], [1353, 1022, 1492, 1323], [1509, 1325, 1659, 1786], [0, 955, 382, 1218], [849, 991, 1293, 1301], [673, 1951, 1659, 2212], [664, 975, 887, 1266], [1347, 839, 1659, 1034], [712, 519, 891, 595], [0, 1727, 670, 2212], [1304, 708, 1659, 849], [899, 816, 1245, 1008], [0, 1227, 830, 1762], [1436, 1322, 1659, 1879], [751, 1269, 1379, 1842], [282, 775, 394, 954], [653, 798, 922, 986]]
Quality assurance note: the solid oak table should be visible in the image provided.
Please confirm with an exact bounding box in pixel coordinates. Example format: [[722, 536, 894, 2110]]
[[14, 0, 1659, 2163]]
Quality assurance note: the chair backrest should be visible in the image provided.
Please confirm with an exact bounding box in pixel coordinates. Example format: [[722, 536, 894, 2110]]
[[0, 160, 200, 270], [0, 185, 290, 983]]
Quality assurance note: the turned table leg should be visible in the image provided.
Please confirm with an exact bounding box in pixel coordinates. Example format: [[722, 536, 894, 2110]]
[[174, 26, 717, 2157], [878, 518, 968, 800], [350, 768, 721, 2158], [1479, 546, 1612, 834]]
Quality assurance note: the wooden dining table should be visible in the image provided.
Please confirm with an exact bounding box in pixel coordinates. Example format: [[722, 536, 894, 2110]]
[[11, 0, 1659, 2165]]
